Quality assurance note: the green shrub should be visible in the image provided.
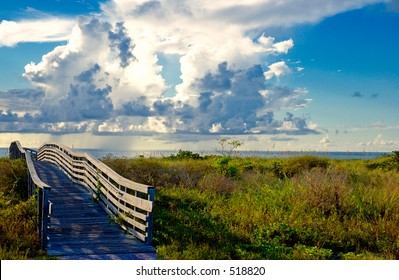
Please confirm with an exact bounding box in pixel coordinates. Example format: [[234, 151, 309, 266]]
[[215, 157, 240, 178], [292, 245, 333, 260], [283, 155, 330, 177], [0, 196, 40, 259], [271, 160, 285, 179], [366, 151, 399, 171], [0, 158, 28, 201], [167, 150, 204, 160]]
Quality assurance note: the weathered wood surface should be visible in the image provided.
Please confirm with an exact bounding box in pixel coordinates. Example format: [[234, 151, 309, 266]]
[[34, 161, 156, 260], [38, 143, 155, 244]]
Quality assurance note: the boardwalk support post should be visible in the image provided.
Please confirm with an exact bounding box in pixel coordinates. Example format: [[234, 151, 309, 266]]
[[41, 187, 50, 249], [37, 187, 51, 249], [146, 187, 155, 245]]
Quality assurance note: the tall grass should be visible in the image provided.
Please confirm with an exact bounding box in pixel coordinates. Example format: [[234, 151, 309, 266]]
[[0, 158, 51, 259], [103, 153, 399, 260]]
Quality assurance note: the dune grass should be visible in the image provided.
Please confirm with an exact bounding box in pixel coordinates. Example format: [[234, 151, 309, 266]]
[[0, 158, 51, 259], [102, 152, 399, 260]]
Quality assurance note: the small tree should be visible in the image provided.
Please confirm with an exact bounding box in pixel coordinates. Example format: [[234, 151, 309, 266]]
[[217, 138, 243, 157]]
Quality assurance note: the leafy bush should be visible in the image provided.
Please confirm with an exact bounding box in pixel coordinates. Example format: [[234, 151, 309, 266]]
[[366, 151, 399, 171], [292, 245, 333, 260], [0, 196, 40, 259], [215, 156, 240, 178], [271, 160, 285, 179], [0, 158, 28, 201], [167, 150, 204, 160]]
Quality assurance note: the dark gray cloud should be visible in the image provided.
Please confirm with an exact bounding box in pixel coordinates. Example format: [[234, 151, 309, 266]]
[[201, 62, 233, 91], [186, 63, 267, 133], [0, 120, 93, 134], [63, 65, 113, 120], [352, 91, 363, 98], [108, 22, 136, 68], [152, 99, 175, 115], [117, 62, 317, 136], [280, 112, 315, 135], [111, 62, 317, 135], [108, 62, 316, 136], [0, 110, 19, 122], [39, 64, 113, 122], [0, 89, 45, 111], [118, 96, 151, 116], [75, 63, 101, 83], [174, 62, 316, 135], [198, 92, 213, 113]]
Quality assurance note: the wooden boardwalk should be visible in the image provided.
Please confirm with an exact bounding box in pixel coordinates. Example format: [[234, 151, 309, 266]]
[[34, 161, 156, 260]]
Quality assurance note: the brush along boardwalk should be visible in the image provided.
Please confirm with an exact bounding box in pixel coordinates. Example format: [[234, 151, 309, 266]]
[[9, 141, 156, 260]]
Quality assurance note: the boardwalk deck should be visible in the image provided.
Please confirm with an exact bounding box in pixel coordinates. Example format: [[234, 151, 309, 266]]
[[34, 161, 156, 260]]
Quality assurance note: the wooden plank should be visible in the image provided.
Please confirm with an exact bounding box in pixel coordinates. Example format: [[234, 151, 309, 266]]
[[46, 230, 139, 239], [47, 244, 156, 256], [60, 252, 157, 260]]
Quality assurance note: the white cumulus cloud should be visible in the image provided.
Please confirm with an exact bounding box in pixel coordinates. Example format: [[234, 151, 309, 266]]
[[366, 134, 395, 147], [0, 18, 75, 47], [264, 61, 291, 79]]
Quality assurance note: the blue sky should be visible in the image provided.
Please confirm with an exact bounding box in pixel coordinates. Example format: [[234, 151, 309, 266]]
[[0, 0, 398, 152]]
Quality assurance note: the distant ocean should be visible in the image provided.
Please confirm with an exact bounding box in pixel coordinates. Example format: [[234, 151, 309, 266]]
[[0, 147, 390, 160]]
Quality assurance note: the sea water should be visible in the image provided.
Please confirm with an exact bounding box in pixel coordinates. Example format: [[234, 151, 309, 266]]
[[0, 147, 389, 160]]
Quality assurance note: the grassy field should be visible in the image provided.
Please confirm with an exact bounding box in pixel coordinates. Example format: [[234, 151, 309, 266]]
[[1, 151, 398, 260], [102, 151, 399, 260]]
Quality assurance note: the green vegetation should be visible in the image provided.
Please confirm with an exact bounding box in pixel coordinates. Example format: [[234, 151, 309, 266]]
[[366, 150, 399, 171], [102, 151, 399, 260], [167, 149, 205, 160], [0, 158, 51, 259]]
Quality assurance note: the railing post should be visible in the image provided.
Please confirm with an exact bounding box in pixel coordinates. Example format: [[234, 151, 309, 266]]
[[146, 187, 155, 245], [37, 187, 51, 249], [41, 187, 50, 249], [27, 171, 32, 197], [37, 188, 43, 245]]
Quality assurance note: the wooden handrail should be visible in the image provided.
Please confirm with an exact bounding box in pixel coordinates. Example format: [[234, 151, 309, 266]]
[[9, 141, 51, 249], [37, 142, 155, 244]]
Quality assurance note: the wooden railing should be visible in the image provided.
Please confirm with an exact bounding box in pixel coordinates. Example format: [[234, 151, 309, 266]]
[[9, 141, 51, 249], [37, 142, 155, 245]]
